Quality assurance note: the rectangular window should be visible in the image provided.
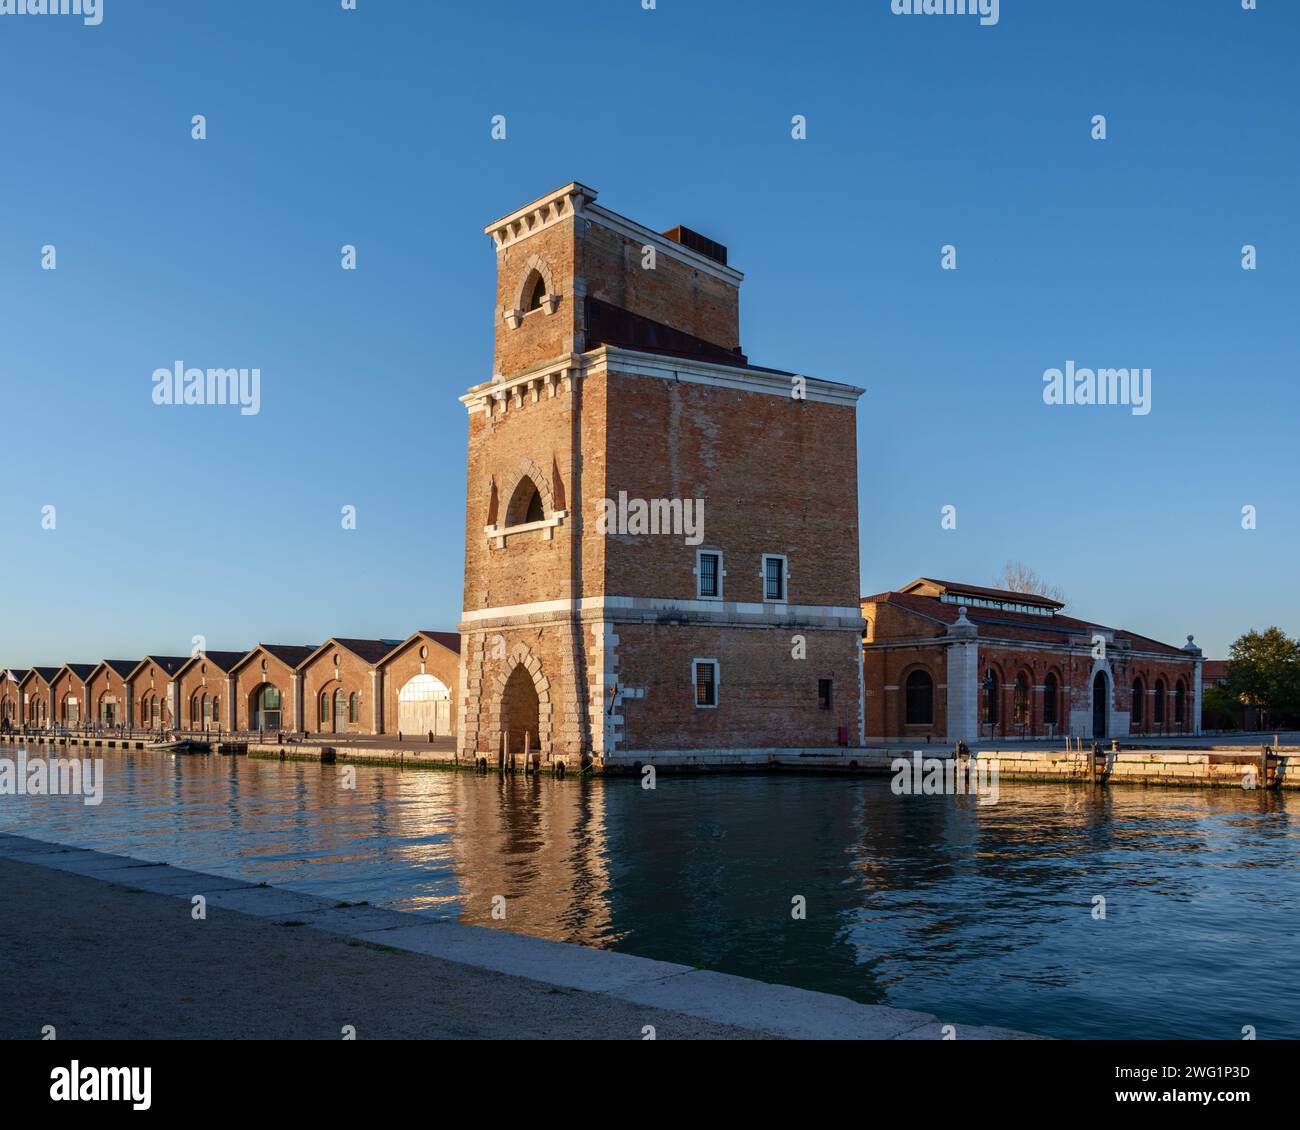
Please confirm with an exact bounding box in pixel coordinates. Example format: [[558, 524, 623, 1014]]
[[762, 554, 787, 602], [693, 659, 718, 708], [697, 551, 721, 599], [818, 679, 833, 710]]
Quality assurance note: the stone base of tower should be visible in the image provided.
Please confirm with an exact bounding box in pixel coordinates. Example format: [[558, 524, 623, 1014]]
[[457, 619, 592, 764], [458, 606, 864, 764]]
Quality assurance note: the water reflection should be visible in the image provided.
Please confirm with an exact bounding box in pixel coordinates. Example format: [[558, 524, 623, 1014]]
[[1, 746, 1296, 1039]]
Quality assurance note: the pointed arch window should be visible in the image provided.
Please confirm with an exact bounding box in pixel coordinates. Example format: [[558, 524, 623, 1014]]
[[1154, 679, 1166, 726], [526, 272, 547, 311], [1043, 673, 1059, 726], [1131, 678, 1145, 726]]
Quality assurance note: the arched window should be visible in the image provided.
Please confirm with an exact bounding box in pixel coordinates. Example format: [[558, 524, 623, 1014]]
[[1131, 678, 1145, 726], [1043, 673, 1058, 726], [151, 696, 160, 726], [1175, 681, 1186, 725], [254, 685, 282, 731], [191, 695, 201, 725], [982, 668, 999, 725], [905, 670, 933, 725], [505, 476, 546, 527], [212, 696, 220, 727], [1153, 679, 1166, 726], [1013, 673, 1030, 725], [525, 272, 547, 311], [348, 692, 359, 723], [320, 692, 330, 726], [202, 694, 212, 726]]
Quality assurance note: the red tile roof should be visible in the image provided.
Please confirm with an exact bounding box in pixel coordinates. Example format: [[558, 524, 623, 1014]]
[[863, 588, 1191, 657]]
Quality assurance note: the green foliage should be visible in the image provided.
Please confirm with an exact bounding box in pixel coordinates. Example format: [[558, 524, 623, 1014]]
[[1226, 627, 1300, 718]]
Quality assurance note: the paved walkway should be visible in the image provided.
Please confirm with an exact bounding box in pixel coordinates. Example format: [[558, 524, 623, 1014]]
[[0, 832, 1036, 1040]]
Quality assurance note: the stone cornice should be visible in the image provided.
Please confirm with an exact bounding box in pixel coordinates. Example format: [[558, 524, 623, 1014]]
[[461, 348, 863, 413], [484, 182, 596, 251], [588, 347, 864, 406], [584, 202, 744, 285]]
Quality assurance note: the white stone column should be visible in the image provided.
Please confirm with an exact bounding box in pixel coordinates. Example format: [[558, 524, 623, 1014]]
[[1184, 635, 1204, 736], [290, 672, 303, 733], [226, 674, 238, 731], [945, 606, 979, 743], [370, 668, 383, 735]]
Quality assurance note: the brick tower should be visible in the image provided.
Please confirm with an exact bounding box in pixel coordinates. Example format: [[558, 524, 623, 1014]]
[[457, 183, 865, 769]]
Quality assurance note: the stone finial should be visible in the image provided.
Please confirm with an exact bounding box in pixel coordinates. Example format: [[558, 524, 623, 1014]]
[[1183, 634, 1202, 656], [947, 605, 977, 639]]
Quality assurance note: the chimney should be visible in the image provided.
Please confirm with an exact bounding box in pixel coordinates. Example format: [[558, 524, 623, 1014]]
[[661, 225, 728, 266]]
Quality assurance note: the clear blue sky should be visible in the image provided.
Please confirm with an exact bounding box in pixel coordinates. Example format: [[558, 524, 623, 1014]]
[[1, 0, 1296, 667]]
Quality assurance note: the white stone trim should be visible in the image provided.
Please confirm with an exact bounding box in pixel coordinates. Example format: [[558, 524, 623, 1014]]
[[460, 594, 864, 625], [587, 347, 863, 407], [462, 348, 863, 412], [484, 510, 569, 547]]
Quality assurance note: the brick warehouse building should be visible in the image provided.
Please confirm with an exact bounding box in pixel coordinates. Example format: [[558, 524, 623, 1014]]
[[457, 182, 866, 767], [862, 579, 1203, 744]]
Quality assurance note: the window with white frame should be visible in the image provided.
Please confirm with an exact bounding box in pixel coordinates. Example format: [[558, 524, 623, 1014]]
[[696, 549, 723, 600], [693, 659, 719, 708], [761, 554, 788, 603]]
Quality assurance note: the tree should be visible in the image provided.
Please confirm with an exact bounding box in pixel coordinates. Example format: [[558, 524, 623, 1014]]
[[1225, 627, 1300, 726], [1201, 684, 1243, 731], [994, 561, 1066, 606]]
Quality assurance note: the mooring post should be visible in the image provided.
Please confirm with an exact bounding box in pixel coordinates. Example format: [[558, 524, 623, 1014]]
[[524, 729, 531, 772]]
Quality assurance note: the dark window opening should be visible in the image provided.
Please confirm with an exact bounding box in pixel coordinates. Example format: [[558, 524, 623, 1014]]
[[526, 273, 547, 311], [905, 670, 934, 725], [818, 679, 833, 710], [699, 553, 720, 597], [1013, 673, 1030, 725], [694, 661, 717, 707], [525, 488, 544, 524], [982, 669, 999, 725], [764, 557, 785, 601], [1043, 674, 1058, 725]]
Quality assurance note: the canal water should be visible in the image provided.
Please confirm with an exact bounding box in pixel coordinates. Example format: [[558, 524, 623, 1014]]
[[1, 745, 1296, 1039]]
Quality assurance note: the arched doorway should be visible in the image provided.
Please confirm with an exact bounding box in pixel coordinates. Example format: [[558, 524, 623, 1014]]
[[1092, 671, 1108, 740], [501, 665, 539, 754], [398, 673, 451, 735], [333, 688, 347, 734], [251, 683, 282, 731]]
